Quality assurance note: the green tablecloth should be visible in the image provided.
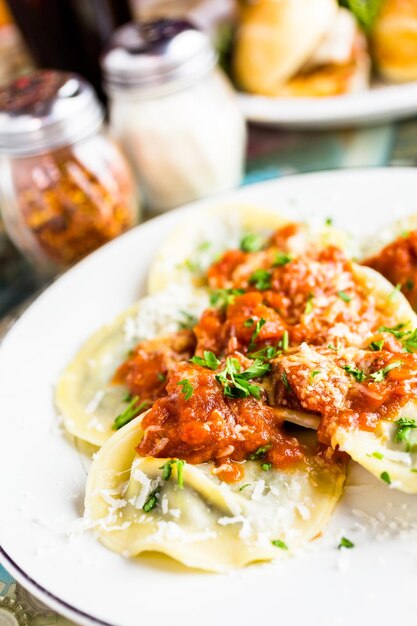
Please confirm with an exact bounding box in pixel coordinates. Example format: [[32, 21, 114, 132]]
[[1, 117, 417, 624]]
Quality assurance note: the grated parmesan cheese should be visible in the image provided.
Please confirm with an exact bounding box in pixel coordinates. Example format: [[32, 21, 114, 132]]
[[123, 284, 209, 343], [251, 479, 266, 501], [85, 389, 105, 415]]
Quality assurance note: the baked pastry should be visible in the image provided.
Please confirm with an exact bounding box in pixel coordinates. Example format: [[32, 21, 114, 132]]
[[233, 0, 370, 97], [233, 0, 339, 95], [372, 0, 417, 82], [277, 9, 370, 97]]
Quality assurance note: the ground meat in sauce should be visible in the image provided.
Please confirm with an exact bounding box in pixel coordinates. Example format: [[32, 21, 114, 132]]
[[111, 222, 417, 479], [113, 330, 196, 400], [208, 238, 379, 348], [194, 292, 287, 357], [365, 230, 417, 310], [273, 338, 417, 444], [137, 362, 304, 480]]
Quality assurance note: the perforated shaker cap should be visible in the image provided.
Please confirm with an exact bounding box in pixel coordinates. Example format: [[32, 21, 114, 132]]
[[101, 19, 217, 92], [0, 70, 104, 156]]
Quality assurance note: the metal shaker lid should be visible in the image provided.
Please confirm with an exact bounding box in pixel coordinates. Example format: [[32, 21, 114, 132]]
[[101, 19, 217, 91], [0, 70, 104, 156]]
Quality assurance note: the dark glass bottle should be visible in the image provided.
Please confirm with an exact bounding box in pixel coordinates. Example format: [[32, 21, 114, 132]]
[[5, 0, 133, 100]]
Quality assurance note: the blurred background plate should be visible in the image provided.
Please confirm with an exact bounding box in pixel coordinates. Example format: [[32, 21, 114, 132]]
[[239, 81, 417, 129]]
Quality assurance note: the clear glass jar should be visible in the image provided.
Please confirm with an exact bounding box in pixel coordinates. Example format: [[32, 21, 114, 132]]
[[0, 71, 139, 275], [102, 20, 246, 213]]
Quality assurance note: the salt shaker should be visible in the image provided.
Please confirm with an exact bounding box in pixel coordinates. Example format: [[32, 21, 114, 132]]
[[101, 19, 247, 213]]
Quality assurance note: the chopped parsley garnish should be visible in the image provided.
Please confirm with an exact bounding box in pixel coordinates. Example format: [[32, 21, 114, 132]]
[[157, 372, 166, 382], [249, 444, 272, 461], [328, 343, 340, 352], [210, 288, 245, 310], [249, 318, 266, 350], [143, 487, 160, 512], [183, 241, 211, 274], [184, 258, 199, 273], [178, 310, 198, 330], [159, 459, 185, 488], [281, 330, 289, 351], [249, 269, 272, 291], [273, 252, 293, 267], [238, 483, 251, 491], [261, 463, 272, 471], [310, 370, 321, 380], [304, 293, 314, 315], [403, 329, 417, 353], [406, 279, 414, 291], [380, 471, 391, 484], [112, 396, 150, 430], [394, 417, 417, 444], [215, 358, 270, 399], [372, 451, 384, 460], [243, 360, 271, 378], [370, 360, 402, 383], [160, 460, 174, 481], [369, 340, 384, 351], [325, 217, 333, 226], [248, 345, 280, 360], [378, 323, 408, 339], [271, 539, 288, 550], [337, 291, 351, 303], [389, 283, 402, 300], [281, 370, 291, 391], [343, 364, 367, 383], [240, 233, 265, 253], [190, 350, 221, 370], [378, 323, 417, 353], [338, 537, 354, 549], [177, 379, 194, 400], [244, 318, 255, 327]]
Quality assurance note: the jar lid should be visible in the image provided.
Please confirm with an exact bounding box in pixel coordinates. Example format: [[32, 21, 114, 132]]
[[101, 19, 217, 91], [0, 71, 104, 156]]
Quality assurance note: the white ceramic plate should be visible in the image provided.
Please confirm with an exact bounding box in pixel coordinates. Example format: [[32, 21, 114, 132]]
[[238, 81, 417, 128], [3, 168, 417, 626]]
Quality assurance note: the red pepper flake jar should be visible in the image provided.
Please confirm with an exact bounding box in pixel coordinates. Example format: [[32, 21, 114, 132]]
[[0, 71, 139, 274]]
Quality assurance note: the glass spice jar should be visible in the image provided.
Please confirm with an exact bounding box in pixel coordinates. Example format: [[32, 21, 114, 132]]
[[101, 20, 246, 213], [0, 71, 139, 274]]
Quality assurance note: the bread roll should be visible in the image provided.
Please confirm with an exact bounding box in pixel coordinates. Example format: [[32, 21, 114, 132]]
[[277, 13, 370, 97], [372, 0, 417, 82], [233, 0, 339, 95]]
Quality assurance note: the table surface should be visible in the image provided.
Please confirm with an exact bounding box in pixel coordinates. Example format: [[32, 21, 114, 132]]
[[1, 117, 417, 625]]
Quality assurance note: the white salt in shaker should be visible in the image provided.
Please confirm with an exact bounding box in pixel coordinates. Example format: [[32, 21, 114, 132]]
[[102, 19, 246, 213]]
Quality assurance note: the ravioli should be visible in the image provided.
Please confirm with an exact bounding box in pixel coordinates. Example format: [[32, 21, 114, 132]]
[[361, 213, 417, 261], [147, 203, 356, 294], [85, 415, 346, 572], [362, 214, 417, 311], [56, 286, 209, 447], [280, 379, 417, 494], [271, 262, 417, 492], [332, 404, 417, 495]]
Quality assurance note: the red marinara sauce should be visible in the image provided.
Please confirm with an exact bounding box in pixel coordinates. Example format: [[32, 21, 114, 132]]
[[137, 362, 304, 481], [194, 292, 287, 357], [274, 341, 417, 444], [113, 330, 195, 400], [365, 230, 417, 309]]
